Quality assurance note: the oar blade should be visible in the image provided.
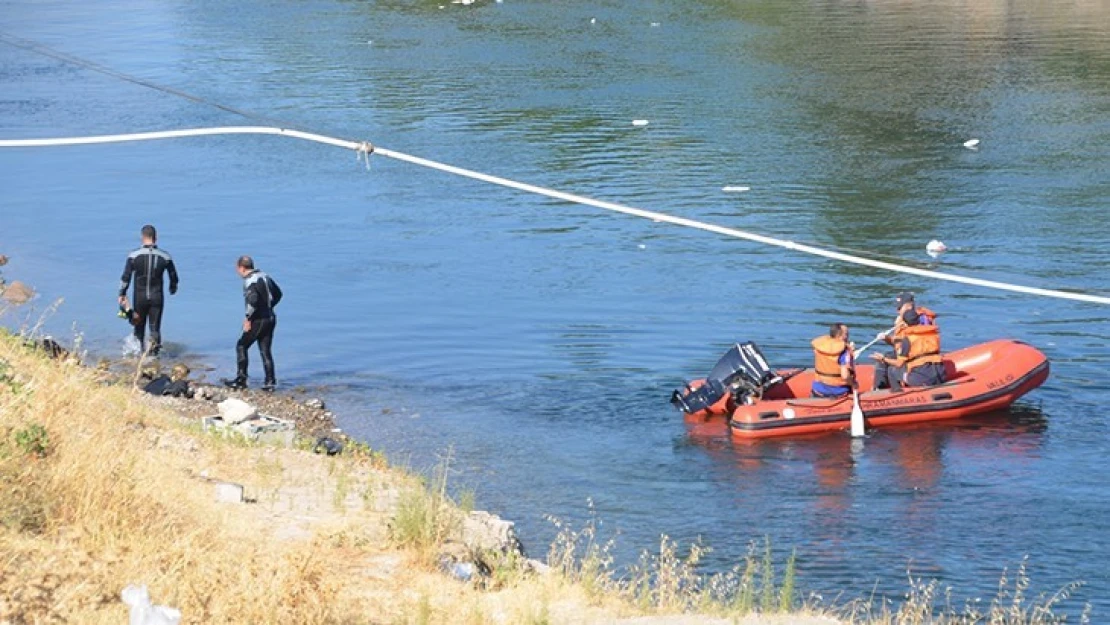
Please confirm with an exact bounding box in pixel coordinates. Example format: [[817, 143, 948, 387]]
[[850, 391, 866, 437]]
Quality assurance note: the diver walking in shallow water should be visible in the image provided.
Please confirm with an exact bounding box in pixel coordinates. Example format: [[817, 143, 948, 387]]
[[224, 255, 282, 391], [118, 224, 178, 356]]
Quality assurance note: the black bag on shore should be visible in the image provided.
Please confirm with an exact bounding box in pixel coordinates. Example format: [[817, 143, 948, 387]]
[[142, 375, 192, 398]]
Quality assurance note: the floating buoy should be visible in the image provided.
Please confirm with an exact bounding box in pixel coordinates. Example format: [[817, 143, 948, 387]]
[[963, 139, 980, 149], [926, 239, 948, 257], [722, 185, 750, 193], [632, 119, 649, 127]]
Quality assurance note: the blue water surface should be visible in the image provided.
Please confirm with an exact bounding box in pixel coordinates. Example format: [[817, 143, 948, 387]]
[[2, 0, 1108, 614]]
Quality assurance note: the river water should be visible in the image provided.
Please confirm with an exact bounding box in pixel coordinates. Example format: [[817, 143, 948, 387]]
[[2, 0, 1108, 615]]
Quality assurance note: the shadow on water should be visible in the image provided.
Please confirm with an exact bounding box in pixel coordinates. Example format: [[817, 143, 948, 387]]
[[680, 402, 1054, 584]]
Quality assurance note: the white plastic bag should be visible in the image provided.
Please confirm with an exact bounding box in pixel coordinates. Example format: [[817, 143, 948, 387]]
[[218, 398, 257, 424], [121, 585, 181, 625]]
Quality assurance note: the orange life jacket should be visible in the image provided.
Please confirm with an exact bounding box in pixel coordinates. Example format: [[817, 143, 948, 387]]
[[894, 306, 938, 339], [898, 322, 942, 371], [811, 335, 850, 387]]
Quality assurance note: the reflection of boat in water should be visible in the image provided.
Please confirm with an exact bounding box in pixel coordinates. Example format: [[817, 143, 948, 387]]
[[684, 402, 1050, 497], [673, 339, 1049, 439]]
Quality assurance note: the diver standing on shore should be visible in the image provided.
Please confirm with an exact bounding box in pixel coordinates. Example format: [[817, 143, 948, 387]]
[[224, 255, 282, 391], [119, 225, 178, 356]]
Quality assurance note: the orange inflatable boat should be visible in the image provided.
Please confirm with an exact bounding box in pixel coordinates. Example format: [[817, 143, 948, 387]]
[[671, 339, 1049, 439]]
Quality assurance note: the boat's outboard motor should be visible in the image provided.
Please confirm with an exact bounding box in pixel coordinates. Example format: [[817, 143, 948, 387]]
[[671, 342, 781, 414]]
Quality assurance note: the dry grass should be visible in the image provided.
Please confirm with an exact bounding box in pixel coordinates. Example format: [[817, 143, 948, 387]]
[[389, 449, 465, 564], [839, 559, 1091, 624], [546, 504, 808, 620], [0, 334, 349, 623]]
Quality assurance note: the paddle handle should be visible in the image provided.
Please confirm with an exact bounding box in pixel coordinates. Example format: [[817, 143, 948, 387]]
[[853, 327, 895, 359]]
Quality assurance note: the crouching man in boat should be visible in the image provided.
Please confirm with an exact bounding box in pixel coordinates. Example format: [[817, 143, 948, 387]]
[[811, 323, 856, 398], [871, 292, 946, 391]]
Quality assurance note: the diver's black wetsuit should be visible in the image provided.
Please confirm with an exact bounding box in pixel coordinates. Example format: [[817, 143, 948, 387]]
[[120, 245, 178, 354], [236, 270, 283, 387]]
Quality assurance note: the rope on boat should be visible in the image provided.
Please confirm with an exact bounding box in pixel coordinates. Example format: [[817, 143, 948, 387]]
[[3, 126, 1109, 306]]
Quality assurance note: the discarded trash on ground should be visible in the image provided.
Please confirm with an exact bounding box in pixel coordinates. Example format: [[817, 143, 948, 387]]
[[314, 436, 344, 456], [143, 364, 192, 397], [203, 404, 295, 447], [121, 584, 181, 625], [218, 398, 257, 424]]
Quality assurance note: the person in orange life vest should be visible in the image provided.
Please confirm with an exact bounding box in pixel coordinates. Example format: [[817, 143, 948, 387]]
[[870, 292, 946, 391], [811, 323, 856, 398]]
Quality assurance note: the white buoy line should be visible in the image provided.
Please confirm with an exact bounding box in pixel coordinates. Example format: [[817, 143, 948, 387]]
[[2, 125, 1108, 306]]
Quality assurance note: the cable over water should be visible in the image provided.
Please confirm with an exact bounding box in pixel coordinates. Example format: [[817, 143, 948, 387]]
[[3, 126, 1107, 306]]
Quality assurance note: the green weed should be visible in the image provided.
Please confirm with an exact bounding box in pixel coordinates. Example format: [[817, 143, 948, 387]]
[[14, 423, 50, 458]]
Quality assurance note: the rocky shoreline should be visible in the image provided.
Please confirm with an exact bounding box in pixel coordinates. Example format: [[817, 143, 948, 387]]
[[91, 353, 541, 583], [1, 331, 550, 596], [148, 374, 544, 580], [99, 357, 343, 439]]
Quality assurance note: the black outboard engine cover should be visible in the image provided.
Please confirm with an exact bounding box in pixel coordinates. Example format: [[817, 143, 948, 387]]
[[671, 342, 781, 414]]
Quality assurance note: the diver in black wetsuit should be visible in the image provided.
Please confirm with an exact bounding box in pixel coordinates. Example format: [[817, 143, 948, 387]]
[[119, 225, 178, 356], [224, 255, 283, 391]]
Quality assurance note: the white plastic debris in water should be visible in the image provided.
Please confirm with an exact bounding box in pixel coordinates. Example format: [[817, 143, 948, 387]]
[[638, 244, 646, 249], [121, 585, 181, 625], [926, 239, 948, 258], [122, 334, 141, 357], [631, 119, 649, 127], [722, 185, 750, 192], [963, 138, 980, 149], [590, 17, 596, 24], [650, 22, 661, 27]]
